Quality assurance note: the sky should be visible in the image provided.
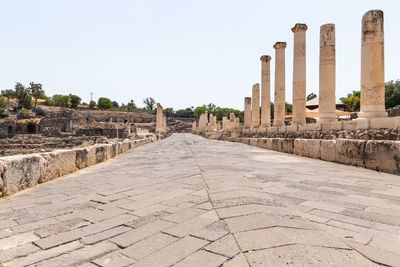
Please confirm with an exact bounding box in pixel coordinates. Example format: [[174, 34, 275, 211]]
[[0, 0, 399, 110]]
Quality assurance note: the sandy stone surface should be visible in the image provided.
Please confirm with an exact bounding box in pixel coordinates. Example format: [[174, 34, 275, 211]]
[[0, 133, 399, 266]]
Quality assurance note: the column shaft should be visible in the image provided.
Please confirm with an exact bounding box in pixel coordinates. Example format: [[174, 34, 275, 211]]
[[273, 42, 287, 126], [244, 97, 252, 128], [318, 24, 336, 122], [251, 83, 260, 128], [260, 55, 272, 127], [359, 10, 387, 118]]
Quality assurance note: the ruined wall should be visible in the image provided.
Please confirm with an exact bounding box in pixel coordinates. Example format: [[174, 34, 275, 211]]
[[0, 136, 159, 197]]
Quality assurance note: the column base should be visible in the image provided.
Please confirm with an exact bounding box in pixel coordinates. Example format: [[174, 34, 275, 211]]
[[357, 111, 388, 119]]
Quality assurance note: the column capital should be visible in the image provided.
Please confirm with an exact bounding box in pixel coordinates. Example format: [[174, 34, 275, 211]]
[[291, 23, 308, 33], [320, 23, 335, 47], [273, 42, 287, 49], [260, 55, 271, 62]]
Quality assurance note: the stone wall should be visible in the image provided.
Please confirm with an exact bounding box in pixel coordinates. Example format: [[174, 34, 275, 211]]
[[230, 137, 400, 175], [0, 136, 158, 197]]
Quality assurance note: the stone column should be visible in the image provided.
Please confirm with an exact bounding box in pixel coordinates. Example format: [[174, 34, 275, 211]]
[[156, 103, 165, 133], [244, 97, 251, 128], [273, 42, 287, 126], [318, 24, 336, 122], [260, 55, 272, 127], [251, 83, 260, 128], [358, 10, 387, 118], [291, 23, 308, 125]]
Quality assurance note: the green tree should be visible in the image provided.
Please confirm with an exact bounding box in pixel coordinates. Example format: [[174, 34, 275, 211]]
[[143, 97, 156, 111], [22, 93, 33, 109], [285, 102, 292, 114], [52, 94, 70, 107], [306, 92, 317, 101], [69, 94, 81, 109], [385, 80, 400, 109], [340, 90, 360, 111], [112, 101, 119, 109], [44, 96, 54, 106], [0, 96, 7, 108], [29, 82, 44, 107], [97, 97, 113, 110], [1, 89, 15, 108], [127, 100, 137, 111], [14, 82, 31, 107], [89, 100, 96, 109], [164, 108, 174, 115], [0, 108, 9, 118]]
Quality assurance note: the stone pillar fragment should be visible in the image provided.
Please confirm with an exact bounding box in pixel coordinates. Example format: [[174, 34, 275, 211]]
[[260, 55, 272, 127], [318, 24, 336, 122], [358, 10, 387, 118], [273, 42, 287, 126], [156, 103, 167, 133], [251, 83, 260, 128], [244, 97, 251, 128], [291, 23, 308, 125]]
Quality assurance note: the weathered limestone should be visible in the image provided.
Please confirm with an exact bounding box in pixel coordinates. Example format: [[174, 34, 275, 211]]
[[291, 23, 308, 125], [251, 83, 260, 128], [260, 55, 272, 127], [39, 150, 77, 183], [318, 24, 336, 122], [0, 154, 41, 196], [156, 103, 167, 133], [198, 112, 208, 132], [293, 139, 320, 159], [244, 97, 252, 128], [358, 10, 387, 119], [273, 42, 287, 127], [223, 113, 240, 131]]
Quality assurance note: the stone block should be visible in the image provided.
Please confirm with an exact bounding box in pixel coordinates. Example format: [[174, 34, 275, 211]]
[[269, 127, 278, 133], [259, 138, 269, 149], [74, 148, 88, 169], [342, 119, 369, 130], [286, 125, 298, 132], [335, 139, 366, 167], [321, 121, 343, 131], [266, 138, 273, 150], [86, 146, 97, 167], [299, 123, 321, 132], [249, 128, 257, 134], [282, 138, 294, 154], [369, 117, 397, 129], [364, 141, 378, 170], [271, 138, 282, 151], [320, 140, 336, 162], [0, 154, 41, 196], [293, 139, 321, 159], [95, 145, 108, 163], [39, 150, 76, 183], [249, 138, 258, 147], [257, 127, 267, 133], [376, 141, 400, 174], [104, 144, 113, 160], [277, 126, 286, 133]]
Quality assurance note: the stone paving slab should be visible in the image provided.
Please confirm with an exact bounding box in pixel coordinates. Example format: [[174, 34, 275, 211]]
[[0, 134, 399, 266]]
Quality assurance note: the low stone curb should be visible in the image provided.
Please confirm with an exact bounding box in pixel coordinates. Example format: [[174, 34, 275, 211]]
[[231, 137, 400, 175], [0, 136, 159, 197]]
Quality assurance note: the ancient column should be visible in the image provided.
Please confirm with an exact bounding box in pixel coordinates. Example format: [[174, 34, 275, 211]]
[[251, 83, 260, 128], [244, 97, 251, 128], [318, 24, 336, 122], [260, 55, 272, 127], [273, 42, 287, 126], [291, 23, 308, 125], [358, 10, 387, 118], [156, 103, 165, 133]]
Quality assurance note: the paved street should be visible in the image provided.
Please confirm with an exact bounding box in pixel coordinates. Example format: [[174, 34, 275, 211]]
[[0, 133, 400, 266]]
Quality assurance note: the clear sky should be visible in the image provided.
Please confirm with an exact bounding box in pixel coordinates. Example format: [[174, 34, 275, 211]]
[[0, 0, 399, 110]]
